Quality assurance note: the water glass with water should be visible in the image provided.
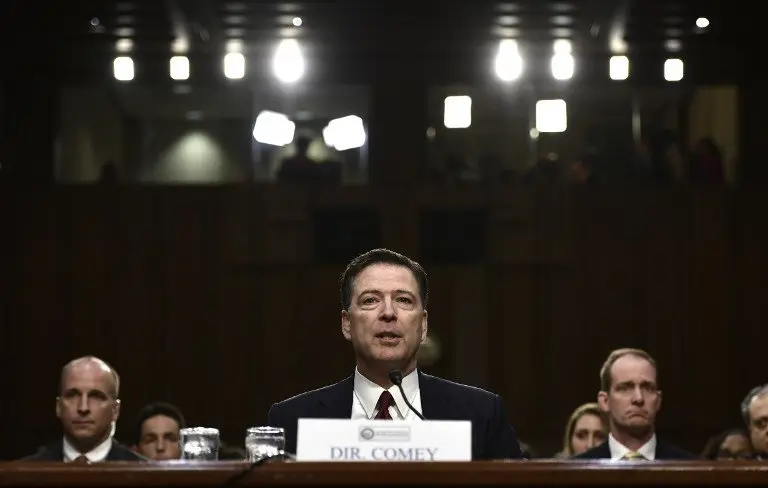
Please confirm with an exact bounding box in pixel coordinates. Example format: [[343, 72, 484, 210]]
[[180, 427, 220, 461], [245, 427, 285, 462]]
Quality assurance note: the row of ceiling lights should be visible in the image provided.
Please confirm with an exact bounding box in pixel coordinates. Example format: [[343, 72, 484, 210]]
[[107, 14, 709, 83], [111, 38, 690, 83], [113, 38, 303, 82]]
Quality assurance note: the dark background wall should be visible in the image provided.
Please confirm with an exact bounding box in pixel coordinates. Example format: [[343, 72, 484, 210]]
[[1, 187, 765, 459]]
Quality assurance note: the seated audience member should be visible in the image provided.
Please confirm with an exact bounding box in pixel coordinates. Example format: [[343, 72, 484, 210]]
[[133, 402, 186, 460], [572, 348, 695, 460], [555, 402, 607, 458], [701, 428, 754, 460], [742, 384, 768, 460], [21, 356, 144, 462], [267, 248, 523, 460]]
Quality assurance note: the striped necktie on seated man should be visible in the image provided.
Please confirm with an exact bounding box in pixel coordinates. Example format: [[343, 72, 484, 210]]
[[620, 451, 647, 461], [374, 391, 394, 420], [71, 455, 90, 464]]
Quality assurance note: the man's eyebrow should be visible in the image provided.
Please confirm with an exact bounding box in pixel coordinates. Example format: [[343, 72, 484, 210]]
[[357, 288, 380, 296], [357, 289, 416, 296], [394, 289, 416, 296]]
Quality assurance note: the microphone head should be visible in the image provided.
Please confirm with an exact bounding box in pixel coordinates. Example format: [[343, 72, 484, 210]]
[[388, 369, 403, 385]]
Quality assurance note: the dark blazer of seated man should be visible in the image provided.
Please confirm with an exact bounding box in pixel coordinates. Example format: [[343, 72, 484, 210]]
[[268, 248, 522, 460], [21, 356, 144, 462], [572, 348, 694, 461]]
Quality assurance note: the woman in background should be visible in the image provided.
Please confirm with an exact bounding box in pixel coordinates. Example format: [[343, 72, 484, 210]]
[[556, 402, 608, 458]]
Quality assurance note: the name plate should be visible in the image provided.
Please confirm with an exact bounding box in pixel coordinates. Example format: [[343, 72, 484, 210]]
[[296, 418, 472, 461]]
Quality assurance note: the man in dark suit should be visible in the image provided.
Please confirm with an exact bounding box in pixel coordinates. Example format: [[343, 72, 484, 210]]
[[21, 356, 144, 462], [573, 348, 694, 460], [741, 384, 768, 460], [268, 248, 522, 460]]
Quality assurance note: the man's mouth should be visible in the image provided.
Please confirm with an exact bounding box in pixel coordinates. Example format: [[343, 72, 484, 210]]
[[375, 332, 401, 339]]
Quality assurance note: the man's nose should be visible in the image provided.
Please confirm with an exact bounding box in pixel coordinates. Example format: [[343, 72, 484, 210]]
[[77, 395, 90, 414], [631, 387, 645, 403], [156, 440, 166, 452], [379, 298, 397, 320]]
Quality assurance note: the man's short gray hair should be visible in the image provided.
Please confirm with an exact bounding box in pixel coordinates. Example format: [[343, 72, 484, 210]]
[[741, 384, 768, 425]]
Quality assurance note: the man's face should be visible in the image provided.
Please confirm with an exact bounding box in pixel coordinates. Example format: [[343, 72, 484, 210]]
[[341, 263, 427, 371], [56, 361, 119, 449], [136, 414, 181, 460], [747, 394, 768, 454], [598, 355, 661, 435]]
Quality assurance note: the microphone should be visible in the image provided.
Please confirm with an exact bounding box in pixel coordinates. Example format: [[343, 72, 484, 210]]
[[388, 370, 426, 420]]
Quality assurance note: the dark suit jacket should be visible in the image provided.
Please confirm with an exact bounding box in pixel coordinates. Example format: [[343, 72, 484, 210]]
[[21, 439, 146, 462], [267, 371, 523, 460], [572, 439, 696, 460]]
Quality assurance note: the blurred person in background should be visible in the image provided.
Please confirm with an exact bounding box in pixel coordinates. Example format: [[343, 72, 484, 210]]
[[555, 402, 607, 457]]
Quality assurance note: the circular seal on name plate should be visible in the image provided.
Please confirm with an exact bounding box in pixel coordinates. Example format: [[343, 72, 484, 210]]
[[359, 427, 374, 440]]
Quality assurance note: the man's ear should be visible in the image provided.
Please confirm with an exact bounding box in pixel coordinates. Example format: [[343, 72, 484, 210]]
[[112, 399, 121, 422], [341, 309, 352, 341], [55, 397, 62, 419], [420, 310, 428, 343], [597, 391, 610, 413]]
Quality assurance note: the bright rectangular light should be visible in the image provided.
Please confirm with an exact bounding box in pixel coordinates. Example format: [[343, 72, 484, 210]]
[[323, 115, 366, 151], [551, 53, 574, 80], [113, 56, 134, 81], [495, 39, 523, 81], [553, 39, 572, 54], [223, 52, 245, 79], [443, 95, 472, 129], [252, 110, 295, 146], [535, 99, 567, 133], [664, 58, 684, 82], [273, 39, 305, 83], [170, 56, 190, 80], [609, 56, 629, 80]]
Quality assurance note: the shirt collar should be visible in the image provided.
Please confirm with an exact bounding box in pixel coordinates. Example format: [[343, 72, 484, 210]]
[[62, 435, 113, 463], [354, 367, 420, 419], [608, 433, 657, 461]]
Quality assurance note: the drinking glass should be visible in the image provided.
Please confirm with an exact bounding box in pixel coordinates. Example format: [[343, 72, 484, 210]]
[[245, 426, 285, 462], [180, 427, 220, 461]]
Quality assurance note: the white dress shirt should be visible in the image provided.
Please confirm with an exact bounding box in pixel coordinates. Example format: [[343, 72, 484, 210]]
[[351, 367, 423, 421], [608, 433, 657, 461], [62, 435, 113, 463]]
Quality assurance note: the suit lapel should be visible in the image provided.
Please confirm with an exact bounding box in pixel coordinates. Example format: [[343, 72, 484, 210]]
[[598, 441, 611, 458], [105, 440, 122, 461], [654, 439, 674, 460], [418, 371, 452, 419], [318, 375, 354, 418], [42, 440, 65, 461]]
